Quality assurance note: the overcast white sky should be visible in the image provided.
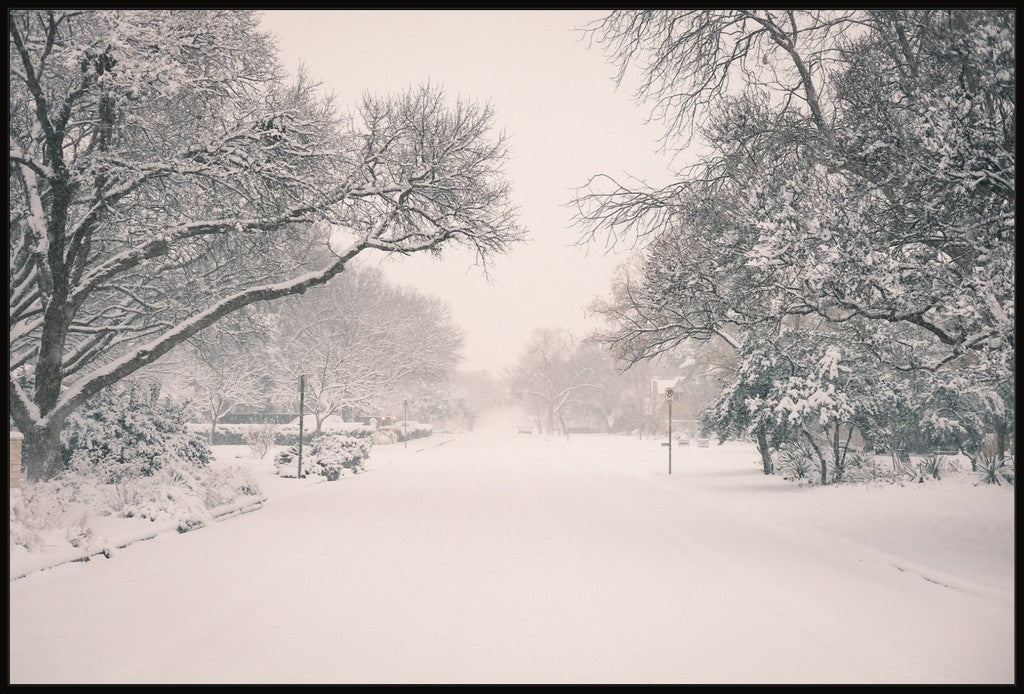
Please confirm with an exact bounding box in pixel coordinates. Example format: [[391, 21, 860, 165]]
[[260, 10, 677, 375]]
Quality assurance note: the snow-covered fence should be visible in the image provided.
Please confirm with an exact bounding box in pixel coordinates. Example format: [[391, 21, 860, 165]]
[[10, 431, 24, 491]]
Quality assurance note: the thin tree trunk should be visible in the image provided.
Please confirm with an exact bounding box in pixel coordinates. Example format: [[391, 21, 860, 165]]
[[755, 425, 773, 475], [832, 419, 841, 483], [801, 427, 829, 485]]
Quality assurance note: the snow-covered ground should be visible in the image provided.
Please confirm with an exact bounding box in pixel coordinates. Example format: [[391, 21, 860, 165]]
[[9, 432, 1014, 683]]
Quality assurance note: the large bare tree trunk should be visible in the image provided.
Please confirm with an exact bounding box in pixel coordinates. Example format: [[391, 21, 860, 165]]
[[21, 422, 64, 481]]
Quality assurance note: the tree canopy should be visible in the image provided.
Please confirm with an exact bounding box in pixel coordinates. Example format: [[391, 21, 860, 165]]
[[9, 10, 522, 478]]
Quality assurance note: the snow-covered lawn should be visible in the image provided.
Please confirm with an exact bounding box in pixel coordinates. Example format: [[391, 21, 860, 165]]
[[9, 433, 1014, 683]]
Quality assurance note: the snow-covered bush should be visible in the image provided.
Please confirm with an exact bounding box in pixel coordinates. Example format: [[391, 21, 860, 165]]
[[244, 423, 279, 459], [10, 477, 104, 553], [185, 422, 281, 446], [9, 496, 45, 553], [62, 383, 212, 483], [392, 421, 433, 442], [313, 434, 372, 479], [371, 428, 398, 446], [275, 419, 373, 446], [274, 433, 372, 480]]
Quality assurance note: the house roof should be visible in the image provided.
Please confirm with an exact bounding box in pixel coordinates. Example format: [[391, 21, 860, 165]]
[[652, 378, 684, 394]]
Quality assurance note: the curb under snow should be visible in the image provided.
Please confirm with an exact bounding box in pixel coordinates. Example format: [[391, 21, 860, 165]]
[[10, 496, 267, 582]]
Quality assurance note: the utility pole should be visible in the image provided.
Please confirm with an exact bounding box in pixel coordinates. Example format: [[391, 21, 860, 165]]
[[666, 387, 673, 474], [297, 375, 305, 479]]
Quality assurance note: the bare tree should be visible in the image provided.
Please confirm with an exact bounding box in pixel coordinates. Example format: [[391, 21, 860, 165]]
[[269, 266, 463, 434], [509, 329, 597, 436], [173, 313, 274, 442], [9, 10, 521, 478]]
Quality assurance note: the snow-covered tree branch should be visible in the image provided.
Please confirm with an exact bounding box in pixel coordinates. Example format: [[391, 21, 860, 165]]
[[8, 10, 522, 478], [578, 10, 1015, 478]]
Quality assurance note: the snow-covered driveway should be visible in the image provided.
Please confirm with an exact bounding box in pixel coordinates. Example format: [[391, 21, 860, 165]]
[[9, 433, 1014, 683]]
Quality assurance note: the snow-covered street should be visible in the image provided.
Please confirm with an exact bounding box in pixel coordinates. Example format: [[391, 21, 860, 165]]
[[9, 432, 1013, 683], [8, 6, 1015, 687]]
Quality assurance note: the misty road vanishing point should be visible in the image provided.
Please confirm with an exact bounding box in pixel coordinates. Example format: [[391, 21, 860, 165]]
[[10, 433, 1013, 684]]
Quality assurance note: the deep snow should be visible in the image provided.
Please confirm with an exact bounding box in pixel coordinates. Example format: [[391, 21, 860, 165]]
[[8, 430, 1014, 683]]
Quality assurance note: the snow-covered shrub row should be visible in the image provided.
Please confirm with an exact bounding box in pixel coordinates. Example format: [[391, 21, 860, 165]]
[[320, 419, 376, 435], [390, 421, 433, 443], [185, 423, 246, 445], [274, 433, 372, 481], [97, 460, 261, 526], [63, 384, 212, 483], [184, 422, 285, 447], [10, 462, 262, 555], [185, 419, 374, 447], [276, 419, 373, 446], [772, 442, 999, 487]]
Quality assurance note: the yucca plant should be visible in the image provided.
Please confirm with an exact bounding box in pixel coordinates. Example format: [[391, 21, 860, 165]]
[[975, 453, 1015, 486], [913, 453, 956, 482], [778, 446, 814, 481], [842, 450, 878, 483]]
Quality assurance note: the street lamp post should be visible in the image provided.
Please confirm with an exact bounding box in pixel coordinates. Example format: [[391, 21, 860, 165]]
[[297, 374, 305, 479], [665, 387, 673, 475]]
